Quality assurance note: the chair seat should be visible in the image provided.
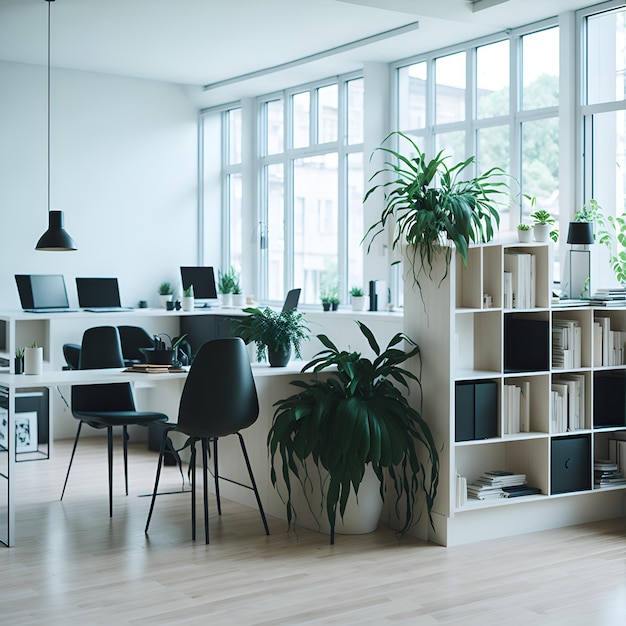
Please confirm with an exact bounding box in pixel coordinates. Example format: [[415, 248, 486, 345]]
[[74, 410, 168, 428]]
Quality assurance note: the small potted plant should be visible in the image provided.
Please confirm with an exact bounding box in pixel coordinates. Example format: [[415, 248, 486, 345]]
[[321, 295, 331, 311], [231, 270, 246, 307], [158, 281, 174, 308], [267, 322, 439, 544], [516, 223, 533, 243], [329, 295, 340, 311], [349, 286, 365, 311], [24, 342, 43, 375], [217, 267, 236, 307], [231, 307, 309, 367], [182, 284, 194, 311], [14, 345, 25, 374], [530, 209, 558, 242]]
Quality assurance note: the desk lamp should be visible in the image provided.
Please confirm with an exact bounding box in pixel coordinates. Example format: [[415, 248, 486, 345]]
[[567, 222, 594, 298]]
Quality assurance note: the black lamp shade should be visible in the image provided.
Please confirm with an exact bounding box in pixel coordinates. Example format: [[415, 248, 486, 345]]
[[567, 221, 594, 245], [36, 210, 77, 251]]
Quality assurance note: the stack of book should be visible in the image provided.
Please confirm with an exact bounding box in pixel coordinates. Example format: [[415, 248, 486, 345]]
[[503, 251, 536, 309], [124, 363, 185, 374], [590, 289, 626, 307], [467, 470, 528, 500], [551, 373, 585, 432], [552, 318, 582, 369], [594, 459, 626, 487], [594, 316, 626, 366], [502, 381, 530, 434]]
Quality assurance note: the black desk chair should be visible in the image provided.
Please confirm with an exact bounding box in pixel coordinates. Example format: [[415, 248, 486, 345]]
[[145, 337, 269, 543], [62, 343, 81, 370], [61, 326, 169, 516], [117, 325, 155, 366]]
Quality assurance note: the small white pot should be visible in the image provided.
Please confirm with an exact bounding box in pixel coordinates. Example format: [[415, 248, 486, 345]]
[[24, 346, 43, 375], [351, 295, 365, 311], [221, 293, 233, 307], [158, 294, 173, 309], [533, 223, 551, 242], [517, 229, 533, 243], [232, 293, 246, 307], [182, 296, 195, 311]]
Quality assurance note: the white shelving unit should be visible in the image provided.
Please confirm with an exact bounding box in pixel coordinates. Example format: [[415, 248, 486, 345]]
[[404, 240, 626, 547]]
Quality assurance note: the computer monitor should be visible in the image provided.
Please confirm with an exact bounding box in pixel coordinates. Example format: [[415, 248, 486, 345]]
[[15, 274, 72, 312], [76, 277, 122, 308], [180, 266, 218, 307]]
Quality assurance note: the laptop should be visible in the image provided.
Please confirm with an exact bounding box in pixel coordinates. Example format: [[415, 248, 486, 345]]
[[15, 274, 76, 313], [76, 277, 133, 312]]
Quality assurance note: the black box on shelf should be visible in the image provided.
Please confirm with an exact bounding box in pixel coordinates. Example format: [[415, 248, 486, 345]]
[[504, 316, 549, 373], [594, 371, 626, 427], [551, 434, 591, 494], [455, 380, 498, 442]]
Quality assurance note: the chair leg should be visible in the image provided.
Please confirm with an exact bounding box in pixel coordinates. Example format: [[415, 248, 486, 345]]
[[237, 433, 270, 536], [213, 437, 221, 515], [145, 428, 169, 533], [201, 438, 210, 544], [190, 442, 197, 541], [60, 421, 83, 500], [123, 425, 129, 496], [107, 427, 114, 517]]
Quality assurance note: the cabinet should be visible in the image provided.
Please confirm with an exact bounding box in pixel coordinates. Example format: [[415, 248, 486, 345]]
[[404, 240, 626, 547]]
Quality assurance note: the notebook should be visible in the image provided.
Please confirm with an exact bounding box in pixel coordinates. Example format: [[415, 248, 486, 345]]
[[15, 274, 76, 313], [75, 277, 133, 312]]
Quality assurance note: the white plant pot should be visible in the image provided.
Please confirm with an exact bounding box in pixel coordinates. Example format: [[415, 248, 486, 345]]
[[24, 346, 43, 375], [232, 293, 246, 307], [182, 296, 195, 311], [351, 295, 365, 311], [221, 293, 233, 307], [290, 461, 383, 536], [158, 294, 173, 309], [533, 223, 551, 242], [517, 229, 533, 243]]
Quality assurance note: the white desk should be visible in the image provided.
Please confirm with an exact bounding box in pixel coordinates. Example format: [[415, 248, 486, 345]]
[[0, 361, 312, 547]]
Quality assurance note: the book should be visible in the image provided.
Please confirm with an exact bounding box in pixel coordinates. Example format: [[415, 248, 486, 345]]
[[124, 364, 186, 374]]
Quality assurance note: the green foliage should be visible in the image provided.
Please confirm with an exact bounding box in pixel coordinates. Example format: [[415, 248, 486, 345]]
[[517, 223, 531, 231], [15, 345, 25, 358], [267, 322, 440, 544], [183, 284, 194, 298], [217, 267, 239, 295], [349, 286, 364, 297], [158, 281, 173, 295], [363, 131, 507, 290], [530, 209, 554, 225], [591, 200, 626, 285], [29, 342, 39, 349], [231, 307, 309, 362]]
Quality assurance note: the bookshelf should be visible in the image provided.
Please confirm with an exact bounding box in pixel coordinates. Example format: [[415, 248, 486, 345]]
[[404, 240, 626, 547]]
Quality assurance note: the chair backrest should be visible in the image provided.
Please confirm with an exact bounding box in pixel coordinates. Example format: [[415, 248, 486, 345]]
[[63, 343, 81, 370], [177, 337, 259, 438], [117, 325, 155, 364], [72, 326, 135, 414], [282, 288, 301, 312]]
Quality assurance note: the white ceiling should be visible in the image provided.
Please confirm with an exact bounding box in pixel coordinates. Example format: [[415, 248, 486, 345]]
[[0, 0, 596, 106]]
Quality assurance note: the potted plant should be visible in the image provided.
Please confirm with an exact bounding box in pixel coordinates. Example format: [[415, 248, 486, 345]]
[[24, 342, 43, 375], [329, 295, 340, 311], [217, 267, 236, 307], [14, 345, 25, 374], [321, 295, 331, 312], [350, 286, 365, 311], [231, 270, 246, 307], [517, 223, 533, 243], [267, 321, 439, 544], [530, 209, 558, 242], [182, 284, 195, 311], [363, 131, 507, 291], [158, 281, 174, 308], [231, 307, 309, 367]]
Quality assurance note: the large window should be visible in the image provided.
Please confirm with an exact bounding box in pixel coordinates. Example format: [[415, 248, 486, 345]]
[[396, 22, 560, 233], [259, 76, 364, 305]]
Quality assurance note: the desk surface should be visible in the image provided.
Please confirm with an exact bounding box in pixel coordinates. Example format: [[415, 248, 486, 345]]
[[0, 361, 310, 390]]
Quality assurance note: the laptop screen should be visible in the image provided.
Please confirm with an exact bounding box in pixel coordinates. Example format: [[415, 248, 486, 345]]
[[76, 277, 122, 308], [15, 274, 70, 310], [180, 266, 217, 300]]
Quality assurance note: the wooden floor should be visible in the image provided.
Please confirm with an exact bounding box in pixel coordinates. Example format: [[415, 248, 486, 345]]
[[1, 438, 625, 625]]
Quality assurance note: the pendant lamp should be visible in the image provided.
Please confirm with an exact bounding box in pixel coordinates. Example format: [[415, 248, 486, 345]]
[[36, 0, 77, 251]]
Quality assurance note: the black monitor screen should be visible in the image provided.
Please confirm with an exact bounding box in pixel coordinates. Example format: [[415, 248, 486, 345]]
[[76, 277, 122, 308], [180, 266, 217, 300], [15, 274, 69, 310]]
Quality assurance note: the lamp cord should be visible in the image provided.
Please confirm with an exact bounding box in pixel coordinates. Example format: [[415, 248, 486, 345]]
[[47, 0, 52, 214]]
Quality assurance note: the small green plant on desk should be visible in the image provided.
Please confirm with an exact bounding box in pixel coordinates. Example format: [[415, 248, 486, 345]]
[[349, 286, 364, 297], [158, 282, 173, 296]]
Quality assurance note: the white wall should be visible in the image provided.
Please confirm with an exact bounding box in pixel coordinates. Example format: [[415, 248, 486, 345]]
[[0, 60, 201, 310]]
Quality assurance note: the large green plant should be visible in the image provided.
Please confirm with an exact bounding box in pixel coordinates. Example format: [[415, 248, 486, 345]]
[[231, 307, 309, 362], [267, 322, 439, 544], [364, 131, 507, 288]]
